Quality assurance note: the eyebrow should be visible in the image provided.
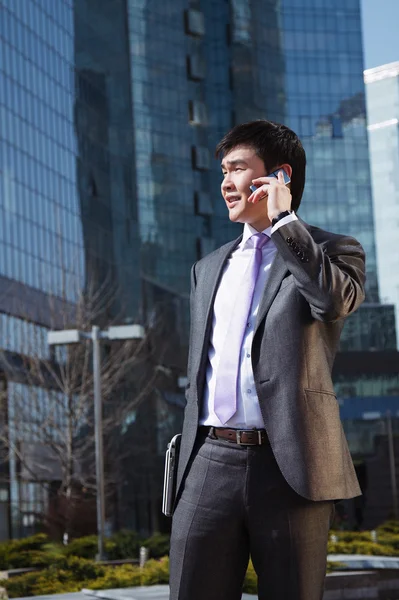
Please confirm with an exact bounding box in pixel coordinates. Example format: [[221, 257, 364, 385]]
[[221, 159, 249, 169]]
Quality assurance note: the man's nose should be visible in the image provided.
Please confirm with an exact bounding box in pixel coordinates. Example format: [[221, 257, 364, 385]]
[[222, 175, 235, 193]]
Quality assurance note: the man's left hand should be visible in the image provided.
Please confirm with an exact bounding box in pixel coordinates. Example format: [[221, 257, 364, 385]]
[[248, 169, 292, 221]]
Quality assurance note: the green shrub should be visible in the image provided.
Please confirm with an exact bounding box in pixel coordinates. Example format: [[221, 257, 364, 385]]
[[108, 530, 142, 560], [63, 535, 98, 559], [376, 533, 399, 551], [7, 550, 52, 569], [0, 553, 361, 598], [0, 567, 81, 599], [243, 560, 257, 594], [0, 534, 50, 569], [52, 556, 105, 580], [11, 522, 399, 596], [87, 564, 141, 590], [8, 534, 49, 552], [333, 531, 377, 543], [63, 535, 122, 561], [30, 576, 80, 597], [377, 520, 399, 535], [2, 557, 105, 598], [2, 556, 169, 598], [328, 540, 395, 556], [140, 557, 169, 586], [142, 533, 170, 558], [0, 545, 10, 570], [2, 571, 49, 598], [41, 542, 65, 560]]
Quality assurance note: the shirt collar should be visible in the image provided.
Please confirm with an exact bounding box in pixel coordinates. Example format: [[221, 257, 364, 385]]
[[241, 222, 272, 248]]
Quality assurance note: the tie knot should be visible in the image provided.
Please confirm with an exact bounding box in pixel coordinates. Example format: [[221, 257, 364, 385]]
[[250, 232, 268, 250]]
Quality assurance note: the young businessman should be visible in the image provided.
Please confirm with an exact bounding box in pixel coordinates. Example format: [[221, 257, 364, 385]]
[[169, 120, 365, 600]]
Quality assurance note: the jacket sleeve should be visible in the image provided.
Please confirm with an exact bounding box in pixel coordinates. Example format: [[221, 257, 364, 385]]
[[271, 220, 366, 322]]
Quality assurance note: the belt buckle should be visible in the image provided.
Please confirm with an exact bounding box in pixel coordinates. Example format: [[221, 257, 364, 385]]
[[236, 429, 262, 445]]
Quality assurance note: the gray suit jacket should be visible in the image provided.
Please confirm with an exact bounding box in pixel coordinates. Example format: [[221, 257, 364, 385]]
[[176, 218, 365, 505]]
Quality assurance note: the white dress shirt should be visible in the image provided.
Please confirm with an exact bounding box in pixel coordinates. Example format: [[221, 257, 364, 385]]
[[199, 212, 297, 428]]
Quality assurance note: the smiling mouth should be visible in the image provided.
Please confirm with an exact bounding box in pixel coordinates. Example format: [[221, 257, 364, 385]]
[[226, 197, 241, 206]]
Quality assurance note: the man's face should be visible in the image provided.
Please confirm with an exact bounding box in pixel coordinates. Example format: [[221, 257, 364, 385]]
[[220, 145, 270, 229]]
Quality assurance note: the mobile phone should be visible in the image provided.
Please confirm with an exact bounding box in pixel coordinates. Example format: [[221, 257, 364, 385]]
[[250, 168, 291, 193], [162, 433, 182, 517]]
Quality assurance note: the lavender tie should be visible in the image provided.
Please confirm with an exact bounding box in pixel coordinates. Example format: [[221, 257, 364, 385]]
[[213, 232, 269, 424]]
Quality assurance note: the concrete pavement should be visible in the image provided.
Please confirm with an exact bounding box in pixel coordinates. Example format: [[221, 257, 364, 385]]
[[15, 586, 257, 600]]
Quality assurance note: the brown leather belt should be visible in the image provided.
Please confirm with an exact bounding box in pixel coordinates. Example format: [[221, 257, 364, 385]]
[[200, 426, 268, 446]]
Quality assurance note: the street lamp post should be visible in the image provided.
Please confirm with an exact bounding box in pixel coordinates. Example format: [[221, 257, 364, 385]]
[[92, 326, 105, 560], [48, 324, 145, 560]]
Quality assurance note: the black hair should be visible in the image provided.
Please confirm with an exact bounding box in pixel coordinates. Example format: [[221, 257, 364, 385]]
[[215, 120, 306, 211]]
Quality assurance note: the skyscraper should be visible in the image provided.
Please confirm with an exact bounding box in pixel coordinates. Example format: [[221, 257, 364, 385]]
[[365, 62, 399, 348], [0, 0, 142, 539], [126, 0, 393, 349]]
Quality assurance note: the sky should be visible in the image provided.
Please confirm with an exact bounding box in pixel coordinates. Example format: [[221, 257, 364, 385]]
[[361, 0, 399, 70]]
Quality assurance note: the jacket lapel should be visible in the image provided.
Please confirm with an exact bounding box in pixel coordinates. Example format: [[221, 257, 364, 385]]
[[254, 217, 311, 333], [254, 250, 288, 334]]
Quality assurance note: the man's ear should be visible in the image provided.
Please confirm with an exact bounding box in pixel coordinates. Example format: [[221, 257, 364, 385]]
[[280, 164, 292, 179]]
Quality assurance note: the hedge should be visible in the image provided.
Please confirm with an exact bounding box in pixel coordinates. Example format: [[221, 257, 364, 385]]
[[0, 531, 168, 570], [1, 555, 342, 598], [2, 522, 399, 597], [2, 556, 261, 598], [327, 525, 399, 556], [0, 535, 52, 570]]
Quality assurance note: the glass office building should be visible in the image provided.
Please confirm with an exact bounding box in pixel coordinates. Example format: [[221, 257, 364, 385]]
[[0, 0, 142, 538], [365, 62, 399, 348], [0, 0, 396, 537]]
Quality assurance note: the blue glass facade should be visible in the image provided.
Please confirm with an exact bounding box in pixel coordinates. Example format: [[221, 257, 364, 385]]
[[225, 0, 378, 301], [365, 63, 399, 348], [0, 1, 84, 301], [0, 0, 142, 538], [0, 0, 384, 341], [74, 0, 140, 315], [0, 0, 141, 312]]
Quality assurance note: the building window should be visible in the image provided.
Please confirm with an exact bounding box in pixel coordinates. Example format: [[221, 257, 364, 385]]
[[192, 146, 210, 171], [330, 115, 343, 138], [194, 191, 213, 215], [188, 100, 208, 125], [226, 23, 232, 45], [231, 0, 251, 44], [184, 9, 205, 37], [187, 54, 206, 81], [229, 66, 234, 90]]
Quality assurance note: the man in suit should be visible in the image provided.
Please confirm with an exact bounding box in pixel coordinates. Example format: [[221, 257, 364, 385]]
[[169, 120, 365, 600]]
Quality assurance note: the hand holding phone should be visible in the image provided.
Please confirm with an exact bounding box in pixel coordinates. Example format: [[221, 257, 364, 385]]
[[250, 168, 290, 194], [248, 167, 293, 221]]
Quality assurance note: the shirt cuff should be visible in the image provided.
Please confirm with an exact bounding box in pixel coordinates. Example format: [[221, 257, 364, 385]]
[[271, 211, 298, 234]]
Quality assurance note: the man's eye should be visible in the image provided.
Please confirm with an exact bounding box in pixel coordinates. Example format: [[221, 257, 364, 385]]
[[235, 168, 243, 172]]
